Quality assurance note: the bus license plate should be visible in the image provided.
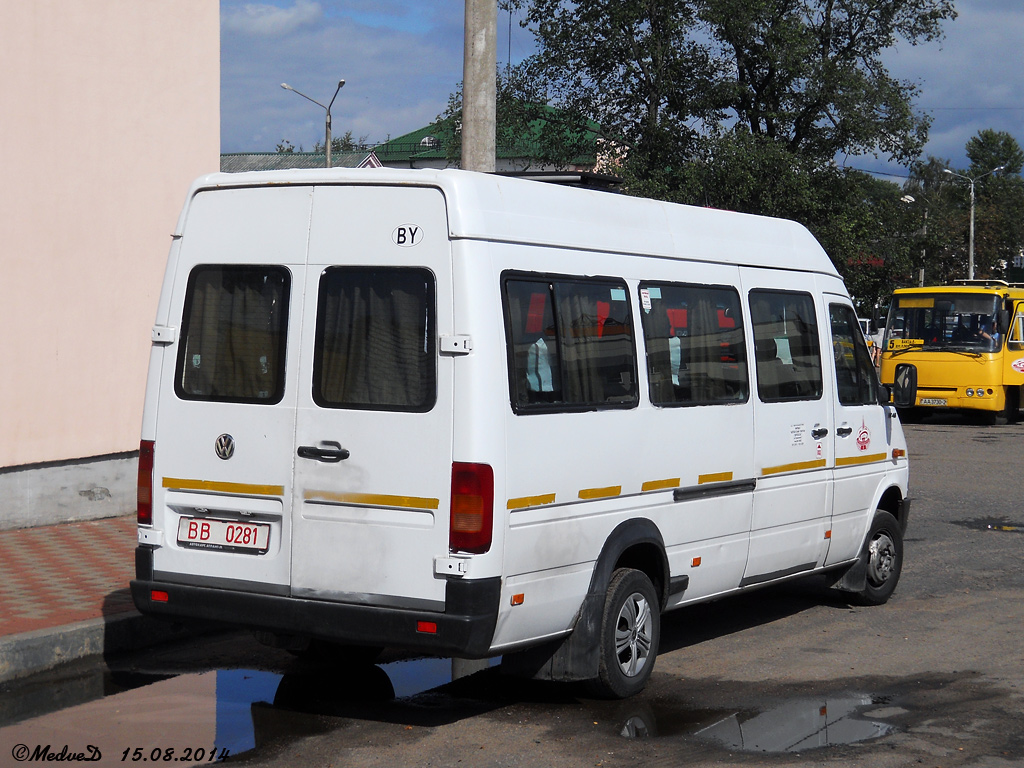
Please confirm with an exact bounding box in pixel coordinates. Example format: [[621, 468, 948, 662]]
[[919, 398, 946, 406], [177, 517, 270, 554]]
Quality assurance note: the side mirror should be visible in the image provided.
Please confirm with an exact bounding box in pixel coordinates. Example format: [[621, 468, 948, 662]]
[[892, 363, 917, 408], [999, 309, 1011, 334]]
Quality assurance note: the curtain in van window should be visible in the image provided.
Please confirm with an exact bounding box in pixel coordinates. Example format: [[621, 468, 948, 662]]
[[314, 268, 436, 411], [639, 283, 748, 406], [555, 283, 636, 406], [176, 266, 290, 403]]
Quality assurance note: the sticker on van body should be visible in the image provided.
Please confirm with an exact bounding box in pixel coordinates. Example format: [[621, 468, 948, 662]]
[[1012, 357, 1024, 373], [392, 224, 423, 247]]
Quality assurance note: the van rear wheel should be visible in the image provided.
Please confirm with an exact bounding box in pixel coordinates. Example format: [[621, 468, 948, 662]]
[[588, 568, 660, 699]]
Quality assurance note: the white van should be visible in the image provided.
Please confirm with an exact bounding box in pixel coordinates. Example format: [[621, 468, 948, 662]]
[[132, 168, 910, 698]]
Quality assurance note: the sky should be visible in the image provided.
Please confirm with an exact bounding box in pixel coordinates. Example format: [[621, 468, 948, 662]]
[[220, 0, 1024, 180]]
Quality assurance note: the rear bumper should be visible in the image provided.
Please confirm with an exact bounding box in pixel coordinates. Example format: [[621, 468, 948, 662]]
[[130, 547, 500, 658]]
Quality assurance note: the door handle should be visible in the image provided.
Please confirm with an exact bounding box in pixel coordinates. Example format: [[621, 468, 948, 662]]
[[297, 443, 350, 463], [836, 426, 854, 437], [811, 427, 829, 439]]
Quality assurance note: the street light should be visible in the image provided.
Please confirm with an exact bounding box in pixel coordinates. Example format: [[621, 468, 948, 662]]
[[900, 194, 928, 287], [280, 79, 346, 168], [943, 165, 1005, 280]]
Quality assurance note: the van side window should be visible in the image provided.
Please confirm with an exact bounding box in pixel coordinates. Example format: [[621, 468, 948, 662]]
[[638, 282, 748, 405], [313, 267, 436, 412], [504, 275, 638, 412], [829, 303, 879, 406], [748, 290, 823, 402], [175, 265, 290, 404]]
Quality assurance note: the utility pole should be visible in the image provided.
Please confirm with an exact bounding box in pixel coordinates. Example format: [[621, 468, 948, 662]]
[[462, 0, 496, 172]]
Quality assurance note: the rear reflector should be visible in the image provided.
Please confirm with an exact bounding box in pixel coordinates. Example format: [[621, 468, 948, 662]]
[[151, 590, 169, 603], [138, 440, 155, 526], [449, 462, 494, 554], [416, 621, 437, 634]]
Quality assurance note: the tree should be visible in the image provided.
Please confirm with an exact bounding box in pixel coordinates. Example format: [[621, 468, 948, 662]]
[[698, 0, 956, 165], [312, 130, 369, 155], [509, 0, 723, 180]]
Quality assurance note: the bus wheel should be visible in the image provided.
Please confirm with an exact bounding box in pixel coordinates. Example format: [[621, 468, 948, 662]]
[[588, 568, 660, 699], [849, 511, 903, 606], [1002, 387, 1019, 424]]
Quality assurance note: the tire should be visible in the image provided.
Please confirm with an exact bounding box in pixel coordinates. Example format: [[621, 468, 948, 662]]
[[588, 568, 660, 699], [848, 511, 903, 606], [895, 406, 922, 424]]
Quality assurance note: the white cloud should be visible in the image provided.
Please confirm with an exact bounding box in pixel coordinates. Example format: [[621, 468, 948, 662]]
[[222, 0, 323, 38]]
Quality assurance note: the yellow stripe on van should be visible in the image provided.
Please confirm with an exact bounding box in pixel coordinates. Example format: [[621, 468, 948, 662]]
[[303, 490, 439, 510], [761, 459, 827, 476], [578, 485, 621, 500], [507, 493, 557, 510], [162, 477, 284, 497], [698, 472, 734, 485], [836, 452, 888, 467], [641, 478, 680, 492]]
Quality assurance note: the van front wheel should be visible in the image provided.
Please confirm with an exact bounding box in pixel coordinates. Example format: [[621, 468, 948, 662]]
[[588, 568, 660, 699], [850, 511, 903, 606]]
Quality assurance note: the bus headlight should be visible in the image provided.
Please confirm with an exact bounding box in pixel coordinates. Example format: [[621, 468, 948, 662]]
[[966, 389, 975, 397]]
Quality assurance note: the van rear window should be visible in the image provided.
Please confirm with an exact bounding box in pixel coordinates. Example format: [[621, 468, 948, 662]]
[[313, 267, 436, 412], [175, 266, 290, 404]]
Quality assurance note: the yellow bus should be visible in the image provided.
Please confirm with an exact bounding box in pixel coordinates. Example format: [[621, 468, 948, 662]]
[[880, 282, 1024, 423]]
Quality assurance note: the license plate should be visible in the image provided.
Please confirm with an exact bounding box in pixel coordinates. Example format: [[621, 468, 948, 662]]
[[177, 517, 270, 554], [919, 398, 947, 406]]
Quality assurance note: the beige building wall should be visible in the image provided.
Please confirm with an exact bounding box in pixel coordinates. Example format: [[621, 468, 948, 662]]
[[0, 1, 219, 467], [0, 1, 219, 527]]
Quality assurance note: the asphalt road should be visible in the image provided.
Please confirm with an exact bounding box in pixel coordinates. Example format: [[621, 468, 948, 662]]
[[2, 412, 1023, 768]]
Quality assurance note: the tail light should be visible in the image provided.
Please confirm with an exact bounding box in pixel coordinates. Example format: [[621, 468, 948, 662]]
[[138, 440, 155, 526], [449, 462, 494, 554]]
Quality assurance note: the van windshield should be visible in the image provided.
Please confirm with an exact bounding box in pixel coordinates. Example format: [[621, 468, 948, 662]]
[[885, 293, 1001, 354]]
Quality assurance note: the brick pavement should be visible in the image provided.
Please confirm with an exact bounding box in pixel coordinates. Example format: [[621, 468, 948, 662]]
[[0, 515, 138, 638]]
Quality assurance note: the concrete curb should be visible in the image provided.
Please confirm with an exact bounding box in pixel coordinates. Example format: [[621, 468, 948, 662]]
[[0, 612, 196, 684]]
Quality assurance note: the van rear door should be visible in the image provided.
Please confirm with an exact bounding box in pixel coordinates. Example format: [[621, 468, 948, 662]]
[[289, 185, 455, 611], [150, 186, 313, 591]]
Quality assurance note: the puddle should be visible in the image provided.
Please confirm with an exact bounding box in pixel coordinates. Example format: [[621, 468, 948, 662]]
[[953, 517, 1024, 534], [0, 655, 500, 763], [616, 694, 897, 752]]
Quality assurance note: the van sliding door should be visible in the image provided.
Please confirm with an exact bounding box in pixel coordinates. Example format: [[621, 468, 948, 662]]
[[743, 278, 832, 584]]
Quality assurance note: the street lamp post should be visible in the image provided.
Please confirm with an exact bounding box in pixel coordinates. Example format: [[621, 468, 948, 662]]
[[943, 165, 1005, 280], [280, 79, 346, 168], [900, 194, 928, 287]]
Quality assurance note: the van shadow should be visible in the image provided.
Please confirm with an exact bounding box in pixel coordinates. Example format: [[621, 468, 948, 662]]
[[658, 576, 853, 655], [100, 588, 200, 666]]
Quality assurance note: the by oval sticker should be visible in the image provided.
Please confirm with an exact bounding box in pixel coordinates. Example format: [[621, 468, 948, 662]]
[[392, 224, 423, 247]]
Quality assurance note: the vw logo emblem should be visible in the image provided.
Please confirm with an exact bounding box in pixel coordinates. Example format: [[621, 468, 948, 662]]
[[215, 434, 235, 460]]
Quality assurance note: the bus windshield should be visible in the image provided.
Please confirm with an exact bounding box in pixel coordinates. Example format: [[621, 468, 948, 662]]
[[885, 293, 1001, 354]]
